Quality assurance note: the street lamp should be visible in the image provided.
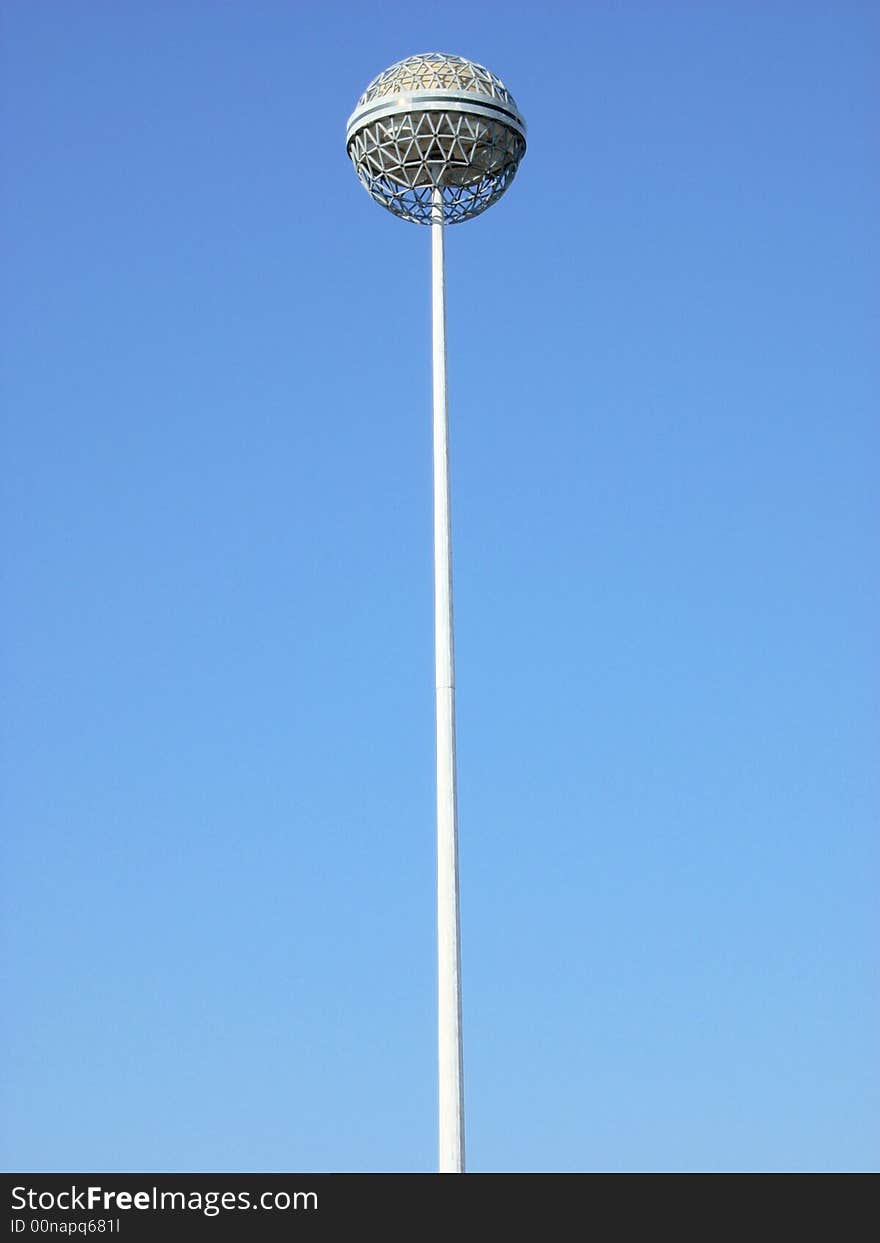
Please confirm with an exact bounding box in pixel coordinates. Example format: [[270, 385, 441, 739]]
[[345, 52, 526, 1174]]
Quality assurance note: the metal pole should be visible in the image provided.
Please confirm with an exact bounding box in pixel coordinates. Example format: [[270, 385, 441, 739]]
[[432, 186, 465, 1174]]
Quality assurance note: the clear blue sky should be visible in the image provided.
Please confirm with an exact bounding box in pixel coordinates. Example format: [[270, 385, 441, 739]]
[[2, 1, 876, 1173]]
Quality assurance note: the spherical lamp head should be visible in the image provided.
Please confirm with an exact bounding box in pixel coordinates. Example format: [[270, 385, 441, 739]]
[[346, 53, 526, 226]]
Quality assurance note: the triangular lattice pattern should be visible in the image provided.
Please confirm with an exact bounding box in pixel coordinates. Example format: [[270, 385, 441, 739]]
[[349, 110, 525, 226], [357, 52, 516, 110]]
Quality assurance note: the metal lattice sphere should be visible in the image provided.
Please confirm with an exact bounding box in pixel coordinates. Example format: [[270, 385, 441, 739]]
[[346, 52, 526, 226]]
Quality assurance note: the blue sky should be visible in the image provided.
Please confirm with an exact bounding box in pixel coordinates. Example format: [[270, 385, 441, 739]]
[[1, 1, 876, 1172]]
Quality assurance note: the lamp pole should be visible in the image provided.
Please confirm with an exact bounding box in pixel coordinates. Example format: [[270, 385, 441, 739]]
[[431, 186, 465, 1172], [346, 53, 526, 1173]]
